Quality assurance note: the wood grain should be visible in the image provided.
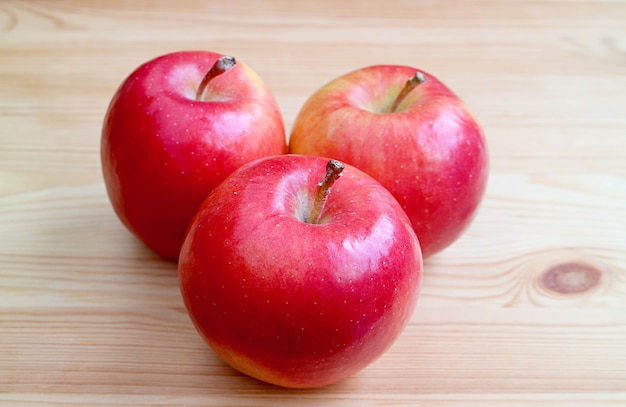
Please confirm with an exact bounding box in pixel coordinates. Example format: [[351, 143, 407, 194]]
[[1, 0, 625, 405]]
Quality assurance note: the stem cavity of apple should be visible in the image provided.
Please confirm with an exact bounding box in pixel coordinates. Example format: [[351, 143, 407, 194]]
[[195, 55, 236, 101], [306, 159, 346, 225], [388, 71, 427, 113]]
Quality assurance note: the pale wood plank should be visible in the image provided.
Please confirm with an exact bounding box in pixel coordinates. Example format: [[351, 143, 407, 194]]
[[1, 0, 625, 405]]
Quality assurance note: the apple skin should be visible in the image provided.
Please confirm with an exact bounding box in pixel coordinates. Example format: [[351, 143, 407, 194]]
[[101, 51, 286, 260], [178, 154, 422, 388], [289, 65, 488, 258]]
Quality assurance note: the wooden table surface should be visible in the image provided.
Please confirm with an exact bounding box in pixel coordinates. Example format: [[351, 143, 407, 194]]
[[1, 1, 625, 405]]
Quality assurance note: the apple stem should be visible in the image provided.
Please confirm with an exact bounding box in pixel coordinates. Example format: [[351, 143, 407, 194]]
[[196, 55, 236, 101], [307, 159, 346, 224], [388, 71, 427, 113]]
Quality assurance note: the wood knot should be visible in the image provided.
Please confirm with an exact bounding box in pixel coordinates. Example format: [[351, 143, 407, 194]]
[[541, 262, 601, 294]]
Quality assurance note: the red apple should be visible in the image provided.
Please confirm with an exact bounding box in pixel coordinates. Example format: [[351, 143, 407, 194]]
[[179, 155, 422, 388], [289, 66, 488, 257], [101, 51, 286, 260]]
